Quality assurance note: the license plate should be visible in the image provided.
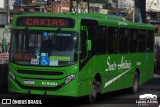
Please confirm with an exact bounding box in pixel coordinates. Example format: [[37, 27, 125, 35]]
[[24, 80, 34, 85]]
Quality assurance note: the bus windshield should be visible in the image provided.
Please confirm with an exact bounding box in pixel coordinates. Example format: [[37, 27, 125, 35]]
[[10, 30, 78, 66]]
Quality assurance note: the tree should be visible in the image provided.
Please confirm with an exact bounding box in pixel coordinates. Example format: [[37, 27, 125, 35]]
[[89, 0, 112, 9]]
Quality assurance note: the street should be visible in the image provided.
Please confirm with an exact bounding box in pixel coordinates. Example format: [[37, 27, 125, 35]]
[[0, 74, 160, 107]]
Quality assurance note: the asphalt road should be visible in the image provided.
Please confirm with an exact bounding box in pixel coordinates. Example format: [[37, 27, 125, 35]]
[[0, 74, 160, 107]]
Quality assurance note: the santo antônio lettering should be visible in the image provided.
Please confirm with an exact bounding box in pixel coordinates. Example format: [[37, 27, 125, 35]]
[[26, 18, 65, 27]]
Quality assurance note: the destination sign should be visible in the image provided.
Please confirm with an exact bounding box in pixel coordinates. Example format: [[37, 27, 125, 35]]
[[16, 17, 75, 28]]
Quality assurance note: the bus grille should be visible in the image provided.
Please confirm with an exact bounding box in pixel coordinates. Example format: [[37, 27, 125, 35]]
[[17, 70, 64, 76]]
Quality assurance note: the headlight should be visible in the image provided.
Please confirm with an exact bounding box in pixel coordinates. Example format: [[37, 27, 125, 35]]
[[8, 71, 16, 80], [65, 74, 76, 84]]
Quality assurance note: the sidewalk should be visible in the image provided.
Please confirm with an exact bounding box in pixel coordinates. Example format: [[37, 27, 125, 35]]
[[154, 73, 160, 78], [140, 74, 160, 90]]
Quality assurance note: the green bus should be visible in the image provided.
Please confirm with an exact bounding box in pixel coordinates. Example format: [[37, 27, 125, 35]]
[[8, 13, 155, 102]]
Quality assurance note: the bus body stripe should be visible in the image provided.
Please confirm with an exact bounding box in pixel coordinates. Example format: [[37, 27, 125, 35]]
[[104, 67, 133, 88]]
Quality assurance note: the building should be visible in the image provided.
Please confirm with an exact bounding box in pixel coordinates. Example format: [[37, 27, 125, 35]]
[[146, 0, 160, 23], [13, 0, 46, 13], [146, 0, 160, 38], [0, 0, 11, 60], [0, 0, 10, 26], [108, 0, 133, 9], [146, 0, 160, 11], [13, 0, 105, 14]]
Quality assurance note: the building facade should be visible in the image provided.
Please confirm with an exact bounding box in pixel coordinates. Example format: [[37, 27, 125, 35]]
[[0, 0, 10, 26]]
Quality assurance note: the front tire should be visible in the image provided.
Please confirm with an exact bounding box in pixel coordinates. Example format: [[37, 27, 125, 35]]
[[88, 79, 97, 103], [87, 79, 101, 103]]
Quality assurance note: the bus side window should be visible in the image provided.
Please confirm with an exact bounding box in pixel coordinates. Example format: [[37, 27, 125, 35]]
[[129, 29, 138, 53], [119, 28, 129, 53], [138, 30, 146, 52], [108, 27, 118, 54], [93, 26, 107, 54], [146, 30, 154, 52]]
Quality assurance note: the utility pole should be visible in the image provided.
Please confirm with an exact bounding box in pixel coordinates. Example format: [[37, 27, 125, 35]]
[[133, 0, 135, 22], [80, 0, 82, 13], [134, 0, 146, 23], [7, 0, 10, 25], [60, 0, 62, 13], [51, 0, 54, 13]]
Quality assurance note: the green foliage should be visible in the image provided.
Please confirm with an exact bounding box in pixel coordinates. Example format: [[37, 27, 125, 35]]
[[89, 0, 112, 9]]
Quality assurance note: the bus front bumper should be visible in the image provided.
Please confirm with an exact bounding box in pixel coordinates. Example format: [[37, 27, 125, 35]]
[[8, 76, 79, 97]]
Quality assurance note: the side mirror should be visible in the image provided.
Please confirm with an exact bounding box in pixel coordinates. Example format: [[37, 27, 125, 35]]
[[87, 40, 92, 51]]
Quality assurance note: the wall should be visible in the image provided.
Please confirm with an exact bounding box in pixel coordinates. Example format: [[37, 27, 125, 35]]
[[0, 28, 10, 64]]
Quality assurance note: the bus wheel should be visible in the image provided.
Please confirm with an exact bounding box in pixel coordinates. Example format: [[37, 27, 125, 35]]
[[131, 72, 139, 94], [88, 79, 101, 103]]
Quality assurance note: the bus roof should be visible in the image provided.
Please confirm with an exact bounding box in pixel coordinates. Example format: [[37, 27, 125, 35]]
[[13, 13, 154, 30]]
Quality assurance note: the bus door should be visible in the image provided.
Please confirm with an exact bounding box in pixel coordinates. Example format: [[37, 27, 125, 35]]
[[79, 26, 93, 95], [80, 26, 91, 62]]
